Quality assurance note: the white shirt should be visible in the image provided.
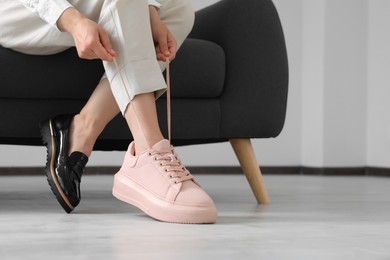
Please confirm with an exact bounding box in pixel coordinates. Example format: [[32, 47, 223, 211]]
[[17, 0, 161, 28]]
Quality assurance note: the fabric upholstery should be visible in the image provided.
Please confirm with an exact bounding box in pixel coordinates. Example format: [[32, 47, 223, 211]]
[[0, 0, 288, 150], [0, 39, 225, 99]]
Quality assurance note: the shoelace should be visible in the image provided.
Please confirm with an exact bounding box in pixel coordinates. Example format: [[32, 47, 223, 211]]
[[149, 148, 193, 184], [113, 55, 193, 184]]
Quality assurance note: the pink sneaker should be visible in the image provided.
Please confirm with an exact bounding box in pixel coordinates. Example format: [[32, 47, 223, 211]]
[[112, 139, 217, 224]]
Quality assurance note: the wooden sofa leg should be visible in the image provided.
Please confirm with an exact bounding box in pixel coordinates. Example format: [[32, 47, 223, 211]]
[[230, 139, 270, 204]]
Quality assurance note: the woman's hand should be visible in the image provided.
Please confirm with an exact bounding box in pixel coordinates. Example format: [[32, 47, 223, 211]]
[[149, 6, 177, 61], [57, 8, 116, 61]]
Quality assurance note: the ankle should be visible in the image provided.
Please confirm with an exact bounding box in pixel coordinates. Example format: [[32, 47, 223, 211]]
[[134, 137, 164, 156], [69, 114, 100, 156]]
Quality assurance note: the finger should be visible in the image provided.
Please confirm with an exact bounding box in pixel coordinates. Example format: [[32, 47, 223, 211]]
[[155, 49, 164, 61], [92, 44, 113, 61], [168, 42, 176, 61], [108, 49, 117, 57], [156, 53, 166, 61], [91, 36, 113, 61], [167, 32, 177, 60], [98, 27, 117, 58], [156, 47, 170, 61], [155, 46, 166, 61], [158, 35, 171, 57]]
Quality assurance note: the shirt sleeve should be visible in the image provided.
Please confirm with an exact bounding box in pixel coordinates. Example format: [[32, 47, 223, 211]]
[[148, 0, 162, 9], [17, 0, 73, 29]]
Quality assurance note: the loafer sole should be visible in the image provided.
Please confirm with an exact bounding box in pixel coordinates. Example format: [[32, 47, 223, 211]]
[[40, 119, 75, 213]]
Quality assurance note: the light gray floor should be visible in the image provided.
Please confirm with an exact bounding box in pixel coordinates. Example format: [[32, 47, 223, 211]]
[[0, 174, 390, 260]]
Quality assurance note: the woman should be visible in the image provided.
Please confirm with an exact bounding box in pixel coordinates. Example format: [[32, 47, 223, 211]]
[[0, 0, 217, 224]]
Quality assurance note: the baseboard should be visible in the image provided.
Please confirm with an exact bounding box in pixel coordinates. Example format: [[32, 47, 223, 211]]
[[0, 166, 120, 176], [366, 167, 390, 177], [300, 167, 390, 176], [301, 167, 366, 176], [0, 166, 389, 176]]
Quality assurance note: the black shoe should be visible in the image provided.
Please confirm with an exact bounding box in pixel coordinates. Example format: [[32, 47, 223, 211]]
[[40, 115, 88, 213]]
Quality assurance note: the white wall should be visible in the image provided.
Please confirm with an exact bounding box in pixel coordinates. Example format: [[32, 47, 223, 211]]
[[299, 0, 389, 168], [300, 0, 369, 167], [367, 0, 390, 168], [323, 0, 368, 167], [300, 0, 325, 167], [0, 0, 389, 169]]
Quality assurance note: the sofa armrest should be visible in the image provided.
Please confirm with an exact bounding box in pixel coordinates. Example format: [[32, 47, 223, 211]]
[[189, 0, 289, 138]]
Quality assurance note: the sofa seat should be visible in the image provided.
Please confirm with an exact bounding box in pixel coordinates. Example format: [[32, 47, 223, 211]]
[[0, 39, 226, 149]]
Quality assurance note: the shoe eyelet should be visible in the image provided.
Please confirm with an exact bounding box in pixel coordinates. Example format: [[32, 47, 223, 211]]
[[169, 175, 173, 178], [154, 157, 158, 161], [160, 163, 163, 166], [174, 181, 178, 184], [148, 152, 152, 156], [165, 169, 168, 172]]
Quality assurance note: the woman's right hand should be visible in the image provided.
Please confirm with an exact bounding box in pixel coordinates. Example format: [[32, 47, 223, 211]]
[[57, 8, 116, 61]]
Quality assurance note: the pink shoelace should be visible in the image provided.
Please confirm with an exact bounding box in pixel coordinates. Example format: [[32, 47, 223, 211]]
[[149, 148, 193, 184], [113, 57, 193, 184]]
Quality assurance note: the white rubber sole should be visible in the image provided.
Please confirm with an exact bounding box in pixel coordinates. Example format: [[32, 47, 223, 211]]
[[112, 172, 217, 224]]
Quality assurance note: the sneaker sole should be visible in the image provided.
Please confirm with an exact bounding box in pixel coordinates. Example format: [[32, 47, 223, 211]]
[[40, 119, 74, 213], [112, 172, 217, 224]]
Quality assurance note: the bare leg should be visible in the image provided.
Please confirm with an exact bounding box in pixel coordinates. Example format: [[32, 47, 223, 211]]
[[68, 78, 119, 157], [68, 78, 164, 157], [124, 92, 164, 155]]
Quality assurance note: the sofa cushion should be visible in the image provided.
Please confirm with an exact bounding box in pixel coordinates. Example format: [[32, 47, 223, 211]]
[[0, 46, 104, 100], [168, 39, 225, 98], [0, 39, 225, 100]]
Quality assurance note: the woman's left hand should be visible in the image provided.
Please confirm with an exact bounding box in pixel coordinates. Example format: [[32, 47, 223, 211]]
[[149, 6, 177, 61]]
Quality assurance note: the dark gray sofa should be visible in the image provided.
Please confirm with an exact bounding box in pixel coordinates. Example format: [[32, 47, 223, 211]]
[[0, 0, 288, 203]]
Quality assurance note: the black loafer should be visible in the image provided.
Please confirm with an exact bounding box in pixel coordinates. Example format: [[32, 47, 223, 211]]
[[40, 115, 88, 213]]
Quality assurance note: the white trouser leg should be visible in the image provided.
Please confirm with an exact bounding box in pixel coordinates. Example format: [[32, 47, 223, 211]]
[[98, 0, 166, 114], [98, 0, 194, 114]]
